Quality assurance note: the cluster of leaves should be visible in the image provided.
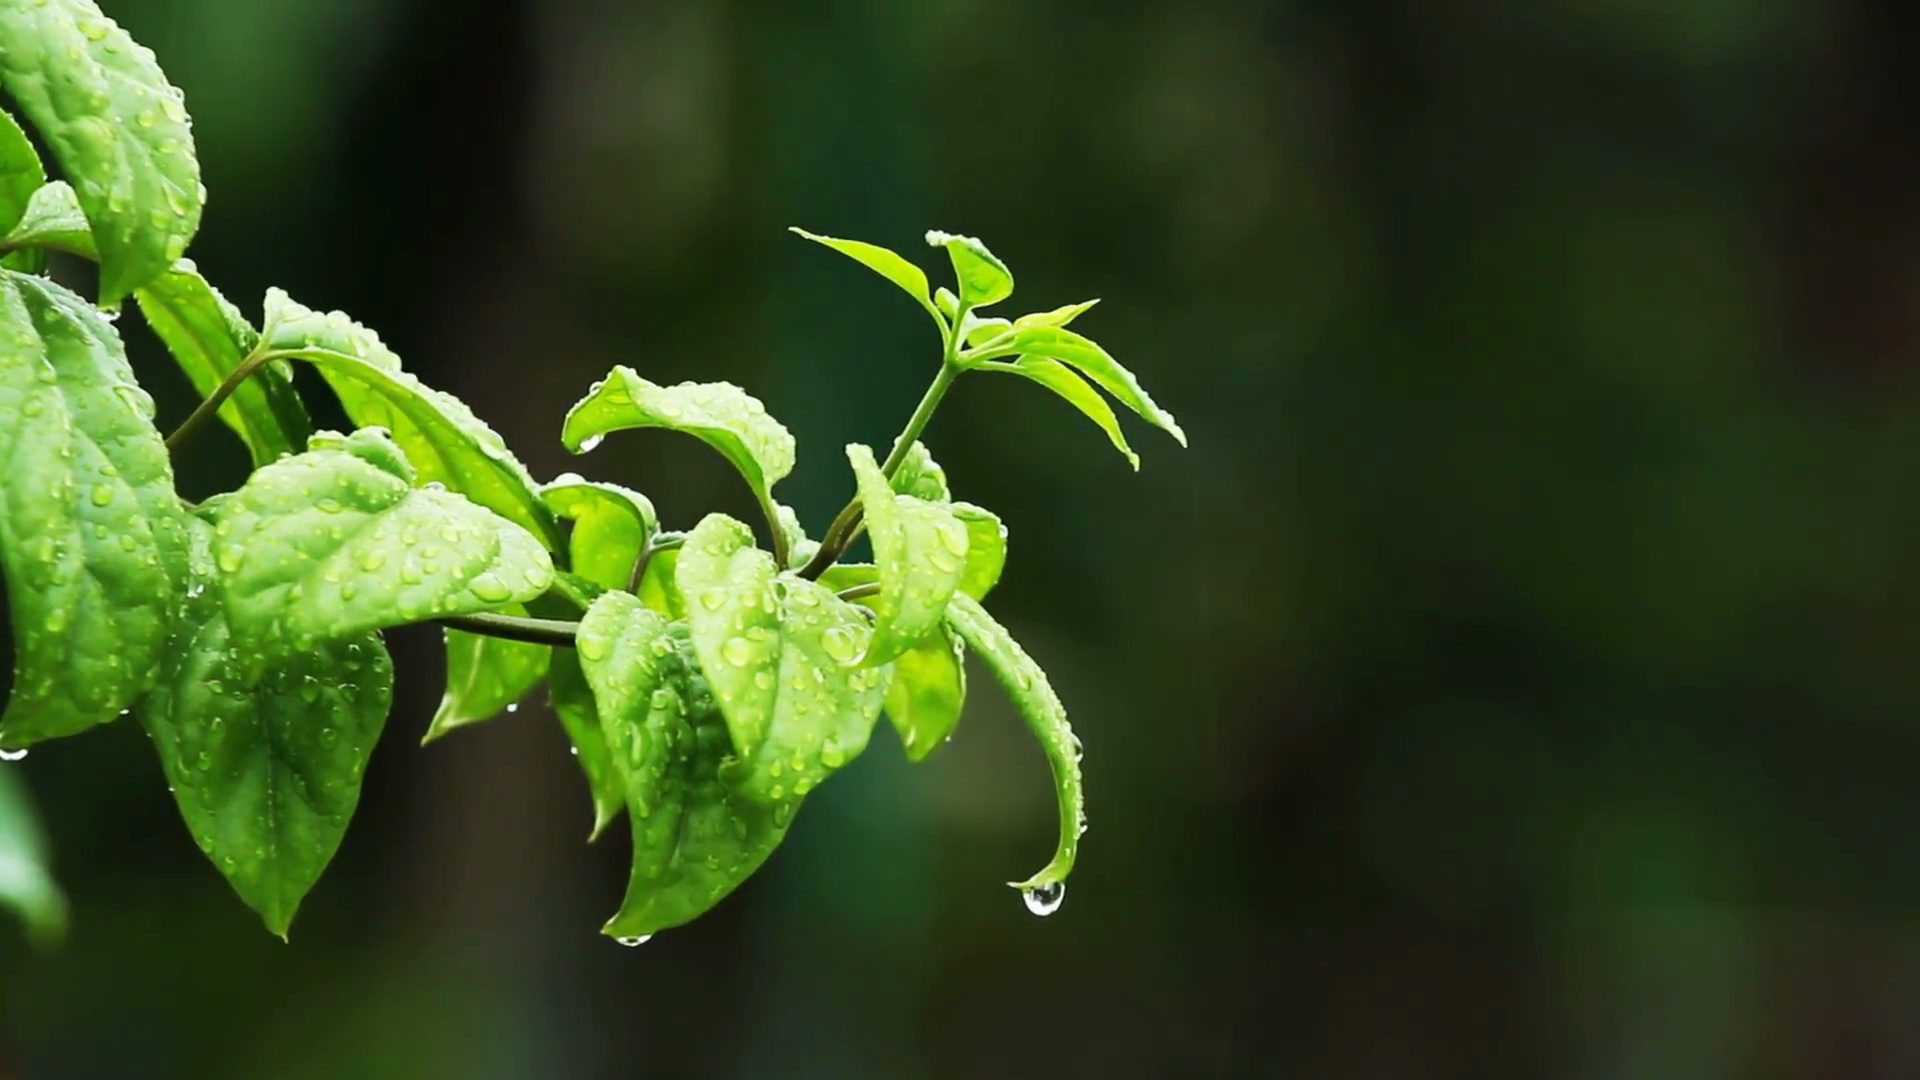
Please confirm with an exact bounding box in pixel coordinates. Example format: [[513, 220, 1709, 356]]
[[0, 0, 1183, 943]]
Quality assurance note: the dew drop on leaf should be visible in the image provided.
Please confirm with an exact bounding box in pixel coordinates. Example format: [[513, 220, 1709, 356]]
[[1021, 881, 1065, 916], [0, 748, 27, 762], [721, 637, 753, 667], [615, 935, 652, 947]]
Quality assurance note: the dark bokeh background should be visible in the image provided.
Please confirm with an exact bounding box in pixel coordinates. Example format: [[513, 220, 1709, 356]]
[[8, 0, 1920, 1076]]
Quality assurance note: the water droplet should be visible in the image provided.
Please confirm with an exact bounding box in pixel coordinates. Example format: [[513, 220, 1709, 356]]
[[615, 934, 651, 947], [820, 626, 859, 663], [359, 550, 387, 572], [90, 482, 114, 506], [1021, 881, 1065, 916], [217, 547, 243, 574], [578, 635, 607, 662], [577, 434, 605, 453], [937, 522, 968, 556], [0, 748, 27, 762], [469, 573, 511, 602], [698, 588, 726, 612], [753, 670, 773, 690], [721, 637, 753, 667], [316, 497, 343, 513], [505, 702, 519, 714]]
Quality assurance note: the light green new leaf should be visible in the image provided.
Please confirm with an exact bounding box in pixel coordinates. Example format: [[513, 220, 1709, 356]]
[[847, 443, 967, 667], [775, 503, 817, 570], [137, 261, 309, 468], [0, 0, 202, 303], [889, 440, 950, 503], [562, 367, 796, 517], [884, 626, 965, 763], [548, 646, 624, 839], [0, 109, 44, 235], [577, 593, 798, 938], [636, 544, 685, 618], [208, 427, 553, 671], [0, 766, 67, 947], [259, 289, 562, 552], [789, 227, 942, 331], [959, 312, 1012, 348], [1014, 299, 1100, 330], [926, 230, 1013, 309], [982, 356, 1137, 469], [541, 473, 657, 590], [423, 624, 548, 744], [934, 287, 959, 324], [675, 513, 890, 804], [943, 592, 1083, 898], [950, 502, 1006, 600], [0, 179, 93, 259], [0, 270, 184, 748], [1003, 324, 1186, 447], [141, 519, 391, 938]]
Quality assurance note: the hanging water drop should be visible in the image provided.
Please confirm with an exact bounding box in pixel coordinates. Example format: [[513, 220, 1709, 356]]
[[1021, 881, 1065, 916], [615, 934, 652, 947], [577, 434, 605, 453], [0, 748, 27, 762]]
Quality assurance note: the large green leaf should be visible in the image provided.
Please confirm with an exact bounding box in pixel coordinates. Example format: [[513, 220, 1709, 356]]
[[140, 517, 391, 938], [979, 355, 1139, 469], [0, 766, 67, 947], [576, 592, 800, 939], [206, 428, 552, 673], [259, 289, 562, 552], [846, 443, 967, 667], [1001, 324, 1186, 448], [949, 502, 1006, 601], [926, 230, 1013, 309], [789, 227, 943, 331], [547, 645, 623, 840], [943, 592, 1082, 909], [0, 269, 184, 748], [423, 624, 548, 744], [137, 261, 309, 468], [562, 366, 795, 517], [883, 626, 965, 763], [0, 109, 44, 235], [541, 473, 657, 591], [674, 513, 890, 804], [0, 0, 202, 303]]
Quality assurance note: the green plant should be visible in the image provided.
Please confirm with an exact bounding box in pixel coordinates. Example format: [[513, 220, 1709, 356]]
[[0, 0, 1185, 944]]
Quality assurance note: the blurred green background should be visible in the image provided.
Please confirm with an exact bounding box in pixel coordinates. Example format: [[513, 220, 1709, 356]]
[[8, 0, 1920, 1076]]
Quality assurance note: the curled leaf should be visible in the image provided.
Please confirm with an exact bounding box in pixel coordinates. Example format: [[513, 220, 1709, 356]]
[[926, 230, 1013, 308], [846, 443, 967, 667]]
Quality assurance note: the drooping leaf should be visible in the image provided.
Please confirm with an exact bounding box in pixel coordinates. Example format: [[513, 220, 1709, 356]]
[[884, 626, 965, 763], [576, 593, 799, 939], [140, 515, 392, 939], [980, 355, 1139, 469], [0, 269, 184, 748], [888, 440, 950, 503], [0, 179, 93, 260], [846, 443, 967, 667], [547, 645, 624, 840], [674, 513, 890, 803], [423, 625, 548, 744], [789, 227, 942, 330], [136, 261, 309, 468], [0, 0, 202, 303], [0, 766, 67, 947], [562, 367, 795, 518], [541, 473, 657, 591], [259, 289, 563, 552], [950, 502, 1006, 600], [1013, 299, 1100, 330], [0, 109, 45, 235], [925, 230, 1013, 309], [1002, 324, 1186, 447], [207, 427, 553, 673], [943, 592, 1083, 899]]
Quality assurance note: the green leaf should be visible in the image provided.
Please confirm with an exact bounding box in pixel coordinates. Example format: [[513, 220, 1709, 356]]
[[260, 289, 563, 552], [562, 367, 796, 518], [423, 625, 548, 744], [789, 227, 942, 330], [635, 544, 685, 618], [943, 592, 1083, 902], [0, 0, 202, 303], [136, 261, 309, 468], [960, 313, 1012, 348], [884, 627, 965, 763], [207, 427, 553, 672], [775, 503, 817, 571], [0, 180, 93, 260], [674, 513, 890, 803], [551, 569, 609, 612], [1014, 299, 1100, 330], [934, 287, 959, 324], [0, 269, 184, 747], [980, 356, 1139, 469], [846, 443, 967, 667], [0, 766, 67, 947], [1003, 324, 1187, 447], [576, 593, 798, 939], [950, 502, 1006, 601], [140, 515, 392, 938], [0, 109, 45, 235], [925, 230, 1013, 309], [888, 440, 950, 503], [547, 645, 624, 840], [541, 473, 657, 591]]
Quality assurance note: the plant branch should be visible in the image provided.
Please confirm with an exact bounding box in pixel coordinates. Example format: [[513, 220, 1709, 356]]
[[627, 533, 684, 594], [163, 347, 289, 455], [836, 582, 880, 602], [436, 611, 580, 647], [757, 489, 790, 570]]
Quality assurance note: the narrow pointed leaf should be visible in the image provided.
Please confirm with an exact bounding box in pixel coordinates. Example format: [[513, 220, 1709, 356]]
[[889, 440, 950, 503], [0, 109, 44, 235], [1014, 299, 1100, 330], [960, 312, 1012, 348], [423, 626, 548, 743], [884, 626, 965, 762], [0, 0, 202, 303], [675, 513, 889, 803], [925, 230, 1013, 308], [943, 592, 1083, 895], [982, 356, 1139, 469], [577, 593, 799, 938], [541, 473, 657, 590], [0, 767, 67, 947], [548, 646, 624, 839], [950, 502, 1006, 600], [1004, 324, 1186, 447], [207, 427, 552, 671], [846, 443, 967, 667], [562, 367, 795, 515], [0, 270, 184, 748], [137, 261, 309, 468], [789, 227, 942, 329]]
